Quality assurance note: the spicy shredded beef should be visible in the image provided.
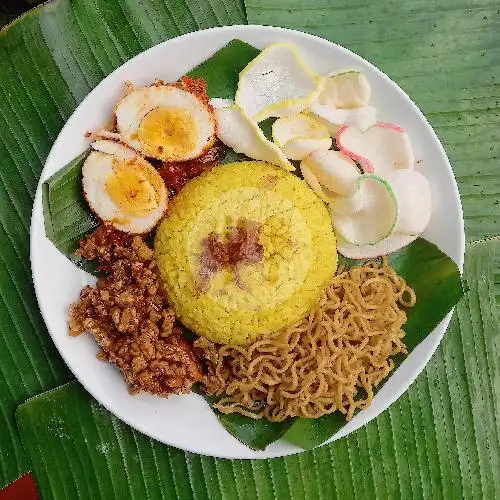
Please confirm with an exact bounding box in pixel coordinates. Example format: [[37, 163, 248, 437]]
[[68, 225, 202, 396]]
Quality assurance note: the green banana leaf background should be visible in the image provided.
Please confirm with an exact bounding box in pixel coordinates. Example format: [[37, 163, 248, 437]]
[[0, 0, 499, 498]]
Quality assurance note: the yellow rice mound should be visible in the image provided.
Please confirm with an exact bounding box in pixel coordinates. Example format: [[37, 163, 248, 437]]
[[155, 161, 337, 345]]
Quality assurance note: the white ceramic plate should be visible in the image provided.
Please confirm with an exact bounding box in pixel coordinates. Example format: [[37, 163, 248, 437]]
[[30, 25, 465, 459]]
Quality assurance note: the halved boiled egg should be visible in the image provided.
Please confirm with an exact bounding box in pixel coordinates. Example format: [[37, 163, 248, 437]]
[[114, 85, 216, 161], [83, 140, 168, 233]]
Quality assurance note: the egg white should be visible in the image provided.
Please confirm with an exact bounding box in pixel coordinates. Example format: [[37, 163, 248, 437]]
[[91, 139, 137, 159]]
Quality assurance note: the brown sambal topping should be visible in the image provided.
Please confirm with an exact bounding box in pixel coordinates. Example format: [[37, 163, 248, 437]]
[[198, 219, 263, 289], [174, 76, 212, 107]]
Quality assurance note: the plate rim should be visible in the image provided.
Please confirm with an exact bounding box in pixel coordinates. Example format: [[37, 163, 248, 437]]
[[30, 24, 465, 459]]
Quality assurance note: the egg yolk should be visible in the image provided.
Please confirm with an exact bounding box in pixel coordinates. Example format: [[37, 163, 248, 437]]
[[106, 159, 163, 217], [138, 106, 198, 160]]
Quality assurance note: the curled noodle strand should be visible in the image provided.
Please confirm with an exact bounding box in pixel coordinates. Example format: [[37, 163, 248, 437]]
[[196, 259, 415, 421]]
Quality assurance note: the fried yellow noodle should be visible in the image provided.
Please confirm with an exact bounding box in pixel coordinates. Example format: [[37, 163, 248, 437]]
[[195, 258, 416, 422]]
